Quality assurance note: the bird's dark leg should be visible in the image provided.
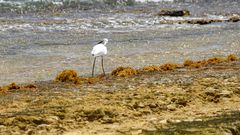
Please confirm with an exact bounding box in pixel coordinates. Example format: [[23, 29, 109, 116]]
[[101, 56, 105, 76], [92, 57, 96, 77]]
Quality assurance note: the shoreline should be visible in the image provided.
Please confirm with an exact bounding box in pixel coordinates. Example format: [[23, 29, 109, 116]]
[[0, 55, 240, 134]]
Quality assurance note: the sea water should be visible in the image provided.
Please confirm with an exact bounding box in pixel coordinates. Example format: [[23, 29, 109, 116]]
[[0, 0, 239, 85]]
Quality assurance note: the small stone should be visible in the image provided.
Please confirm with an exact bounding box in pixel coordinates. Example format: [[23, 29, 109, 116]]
[[149, 103, 157, 108], [174, 119, 181, 123], [0, 125, 5, 128], [228, 16, 240, 22], [144, 127, 157, 132], [157, 9, 190, 16], [138, 102, 145, 108], [167, 104, 176, 111], [46, 116, 59, 123], [159, 119, 168, 124], [219, 90, 233, 98], [194, 118, 203, 122], [130, 129, 142, 135], [167, 119, 181, 123]]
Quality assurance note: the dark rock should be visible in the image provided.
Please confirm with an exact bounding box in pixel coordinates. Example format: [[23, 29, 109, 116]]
[[185, 19, 222, 25], [157, 9, 190, 17], [227, 16, 240, 22]]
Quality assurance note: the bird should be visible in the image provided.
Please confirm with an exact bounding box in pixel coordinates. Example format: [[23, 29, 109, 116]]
[[91, 38, 108, 77]]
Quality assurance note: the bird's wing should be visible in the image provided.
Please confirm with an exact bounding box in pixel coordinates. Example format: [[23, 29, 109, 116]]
[[91, 44, 101, 55], [91, 44, 107, 56]]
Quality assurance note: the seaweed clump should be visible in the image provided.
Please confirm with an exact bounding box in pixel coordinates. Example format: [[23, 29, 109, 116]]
[[142, 65, 161, 72], [160, 63, 179, 71], [55, 69, 105, 85], [55, 70, 78, 83], [183, 54, 238, 69], [207, 57, 225, 64], [184, 59, 208, 68], [111, 67, 138, 77], [6, 82, 21, 90], [227, 54, 238, 61], [75, 76, 105, 85], [191, 60, 208, 68], [0, 83, 37, 93], [183, 60, 194, 67]]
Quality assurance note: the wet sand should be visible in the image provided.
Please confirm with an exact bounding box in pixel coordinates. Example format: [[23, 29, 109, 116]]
[[0, 58, 240, 135]]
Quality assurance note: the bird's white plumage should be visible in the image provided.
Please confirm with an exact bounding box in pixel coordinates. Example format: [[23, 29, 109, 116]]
[[91, 44, 107, 57], [91, 38, 108, 57]]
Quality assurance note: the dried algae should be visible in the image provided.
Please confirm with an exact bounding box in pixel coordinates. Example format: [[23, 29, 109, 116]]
[[111, 67, 138, 77], [143, 65, 161, 72], [227, 54, 238, 61], [55, 70, 78, 83], [0, 82, 37, 93], [160, 63, 180, 71]]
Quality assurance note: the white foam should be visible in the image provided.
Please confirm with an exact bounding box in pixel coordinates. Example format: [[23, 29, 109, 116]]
[[135, 0, 174, 2]]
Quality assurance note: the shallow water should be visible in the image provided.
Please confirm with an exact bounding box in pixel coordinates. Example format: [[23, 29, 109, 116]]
[[0, 1, 240, 85]]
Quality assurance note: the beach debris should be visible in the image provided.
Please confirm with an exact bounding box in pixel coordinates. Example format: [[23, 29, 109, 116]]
[[143, 65, 161, 72], [55, 70, 78, 83], [23, 84, 37, 89], [160, 63, 180, 71], [227, 54, 238, 61], [227, 16, 240, 22], [184, 19, 222, 25], [80, 108, 118, 123], [182, 54, 239, 69], [0, 82, 37, 93], [157, 9, 190, 16], [75, 75, 105, 85], [184, 59, 208, 68], [111, 67, 138, 77], [6, 82, 21, 90], [55, 69, 105, 84], [207, 57, 225, 64], [183, 60, 194, 67]]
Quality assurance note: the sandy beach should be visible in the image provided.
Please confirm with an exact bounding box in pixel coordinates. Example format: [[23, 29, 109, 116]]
[[0, 56, 240, 134]]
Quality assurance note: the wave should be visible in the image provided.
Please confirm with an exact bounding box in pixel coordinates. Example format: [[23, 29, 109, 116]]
[[0, 0, 138, 14]]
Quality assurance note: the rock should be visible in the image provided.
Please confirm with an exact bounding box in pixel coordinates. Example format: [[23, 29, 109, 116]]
[[37, 124, 51, 130], [204, 87, 221, 103], [26, 129, 35, 135], [130, 129, 142, 135], [185, 19, 222, 25], [143, 127, 157, 132], [0, 125, 6, 129], [194, 118, 203, 122], [167, 104, 176, 111], [149, 103, 157, 108], [171, 97, 188, 107], [133, 102, 145, 108], [167, 119, 181, 123], [45, 116, 59, 124], [159, 119, 168, 124], [219, 90, 233, 98], [227, 16, 240, 22], [157, 9, 190, 16]]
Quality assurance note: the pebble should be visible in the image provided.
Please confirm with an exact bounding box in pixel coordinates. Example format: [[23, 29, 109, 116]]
[[167, 104, 176, 111], [167, 119, 181, 123], [194, 118, 203, 122], [219, 90, 233, 98], [159, 119, 168, 124]]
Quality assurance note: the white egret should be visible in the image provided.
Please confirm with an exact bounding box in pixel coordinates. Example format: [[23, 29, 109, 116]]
[[91, 38, 108, 77]]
